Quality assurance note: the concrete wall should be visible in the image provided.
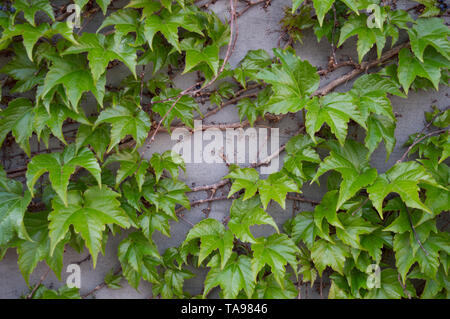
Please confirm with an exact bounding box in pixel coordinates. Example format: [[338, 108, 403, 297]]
[[0, 0, 448, 298]]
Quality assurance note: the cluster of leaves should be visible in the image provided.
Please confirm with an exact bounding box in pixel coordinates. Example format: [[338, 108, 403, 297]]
[[0, 0, 448, 300]]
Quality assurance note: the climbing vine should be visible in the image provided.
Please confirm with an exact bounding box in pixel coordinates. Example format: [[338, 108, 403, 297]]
[[0, 0, 448, 299]]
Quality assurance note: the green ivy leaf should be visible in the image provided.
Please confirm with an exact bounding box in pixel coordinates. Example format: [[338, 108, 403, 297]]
[[312, 190, 344, 232], [408, 17, 450, 63], [365, 268, 411, 299], [0, 167, 32, 246], [225, 166, 260, 201], [104, 269, 122, 289], [95, 101, 151, 152], [49, 186, 131, 267], [233, 49, 271, 88], [143, 178, 190, 220], [125, 0, 161, 19], [98, 9, 145, 45], [152, 88, 201, 132], [32, 285, 81, 299], [313, 140, 377, 210], [257, 48, 319, 114], [283, 134, 321, 182], [34, 103, 91, 146], [251, 233, 299, 287], [365, 115, 396, 160], [0, 43, 44, 93], [63, 33, 137, 82], [336, 214, 376, 249], [26, 144, 102, 206], [150, 150, 185, 182], [104, 149, 149, 191], [139, 207, 171, 238], [182, 42, 219, 76], [311, 237, 350, 276], [305, 93, 366, 145], [75, 123, 110, 161], [183, 219, 234, 269], [17, 211, 67, 285], [13, 0, 54, 27], [228, 197, 279, 243], [153, 267, 194, 298], [143, 9, 186, 52], [367, 161, 440, 218], [252, 273, 298, 299], [338, 14, 386, 62], [39, 55, 105, 111], [0, 98, 34, 156], [118, 231, 161, 289], [204, 253, 254, 298], [398, 47, 450, 94], [258, 171, 299, 209], [312, 0, 334, 27], [360, 228, 392, 263], [95, 0, 112, 14]]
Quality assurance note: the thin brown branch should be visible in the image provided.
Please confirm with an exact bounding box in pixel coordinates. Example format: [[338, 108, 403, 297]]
[[397, 128, 449, 163], [313, 42, 411, 97], [286, 194, 320, 206], [237, 0, 271, 18], [26, 268, 51, 299], [189, 179, 230, 193], [82, 268, 122, 299], [175, 195, 232, 215]]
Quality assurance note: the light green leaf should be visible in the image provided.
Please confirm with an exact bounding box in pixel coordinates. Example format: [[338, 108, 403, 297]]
[[17, 211, 67, 285], [143, 178, 190, 220], [39, 55, 105, 111], [150, 150, 185, 182], [183, 44, 219, 76], [305, 93, 365, 145], [251, 233, 299, 287], [204, 253, 254, 298], [0, 167, 32, 246], [229, 196, 279, 243], [118, 231, 161, 289], [26, 144, 102, 206], [336, 214, 376, 249], [104, 149, 149, 190], [312, 0, 334, 26], [95, 101, 151, 152], [63, 33, 137, 82], [367, 161, 439, 217], [183, 219, 234, 269], [225, 167, 260, 201], [0, 98, 34, 156], [49, 186, 131, 267], [13, 0, 54, 26], [398, 47, 450, 94], [311, 237, 349, 276], [408, 17, 450, 63], [257, 48, 319, 114], [258, 171, 299, 209], [152, 88, 201, 132], [313, 140, 377, 210]]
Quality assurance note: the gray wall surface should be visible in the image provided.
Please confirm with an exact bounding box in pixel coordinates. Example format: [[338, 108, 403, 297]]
[[0, 0, 448, 298]]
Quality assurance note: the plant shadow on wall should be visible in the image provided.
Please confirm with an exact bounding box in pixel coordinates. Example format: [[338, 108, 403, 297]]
[[0, 0, 449, 299]]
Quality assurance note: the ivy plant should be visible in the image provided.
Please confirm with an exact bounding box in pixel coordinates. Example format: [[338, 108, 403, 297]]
[[0, 0, 448, 300]]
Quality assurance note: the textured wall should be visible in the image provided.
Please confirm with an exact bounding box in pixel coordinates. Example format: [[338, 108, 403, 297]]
[[0, 0, 448, 299]]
